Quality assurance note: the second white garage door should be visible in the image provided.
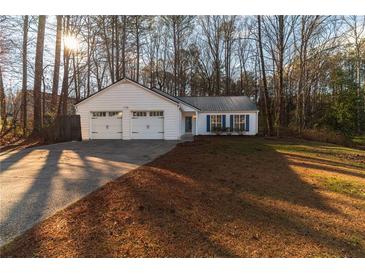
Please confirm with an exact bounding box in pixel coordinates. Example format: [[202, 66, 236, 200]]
[[91, 111, 123, 139], [131, 111, 164, 139]]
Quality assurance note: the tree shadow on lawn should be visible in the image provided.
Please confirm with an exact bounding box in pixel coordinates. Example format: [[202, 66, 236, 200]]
[[1, 137, 364, 257], [0, 140, 176, 254], [281, 153, 365, 174], [62, 138, 364, 257], [279, 141, 365, 162], [286, 158, 365, 179], [67, 177, 237, 258], [134, 137, 364, 257]]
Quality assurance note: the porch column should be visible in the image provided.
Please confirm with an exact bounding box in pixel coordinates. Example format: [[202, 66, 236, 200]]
[[195, 111, 198, 135]]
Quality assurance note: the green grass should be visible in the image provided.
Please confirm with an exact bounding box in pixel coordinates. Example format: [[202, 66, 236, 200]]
[[352, 135, 365, 147], [263, 138, 365, 199], [268, 140, 365, 169], [205, 137, 365, 200], [270, 142, 361, 156], [346, 234, 364, 248], [310, 175, 365, 200]]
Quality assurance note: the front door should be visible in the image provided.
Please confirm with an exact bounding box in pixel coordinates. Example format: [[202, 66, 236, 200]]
[[185, 117, 192, 133]]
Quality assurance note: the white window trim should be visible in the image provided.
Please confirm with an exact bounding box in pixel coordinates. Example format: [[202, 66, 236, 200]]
[[211, 115, 223, 130], [233, 114, 246, 131]]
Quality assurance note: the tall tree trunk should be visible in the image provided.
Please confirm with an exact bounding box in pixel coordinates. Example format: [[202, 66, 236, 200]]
[[115, 16, 120, 80], [0, 65, 5, 132], [102, 17, 114, 83], [42, 73, 46, 126], [239, 55, 243, 93], [257, 15, 273, 136], [214, 20, 221, 95], [122, 16, 126, 78], [224, 41, 231, 95], [21, 15, 29, 136], [356, 45, 361, 133], [135, 17, 140, 82], [214, 44, 220, 95], [86, 16, 91, 97], [172, 19, 178, 96], [277, 15, 285, 136], [72, 52, 79, 101], [61, 59, 70, 116], [58, 16, 70, 117], [111, 17, 115, 81], [298, 42, 308, 131], [32, 15, 46, 135], [223, 16, 235, 95], [51, 15, 62, 112]]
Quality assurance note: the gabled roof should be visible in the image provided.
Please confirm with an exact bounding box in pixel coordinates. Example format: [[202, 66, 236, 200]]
[[75, 77, 200, 110], [177, 96, 258, 112], [150, 88, 200, 111], [75, 77, 178, 106], [75, 77, 257, 112]]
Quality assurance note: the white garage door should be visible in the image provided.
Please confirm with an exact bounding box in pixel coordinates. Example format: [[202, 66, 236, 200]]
[[131, 111, 164, 139], [91, 111, 122, 139]]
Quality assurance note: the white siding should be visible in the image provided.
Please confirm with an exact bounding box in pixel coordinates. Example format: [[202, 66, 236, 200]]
[[197, 112, 259, 135], [76, 81, 181, 140]]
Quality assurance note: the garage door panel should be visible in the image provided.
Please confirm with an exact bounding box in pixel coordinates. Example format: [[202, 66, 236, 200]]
[[91, 112, 122, 139], [131, 115, 164, 140]]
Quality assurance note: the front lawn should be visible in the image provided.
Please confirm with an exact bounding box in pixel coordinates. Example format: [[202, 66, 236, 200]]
[[353, 135, 365, 149], [1, 136, 364, 257]]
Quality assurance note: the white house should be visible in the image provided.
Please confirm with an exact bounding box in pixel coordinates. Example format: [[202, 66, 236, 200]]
[[75, 78, 259, 140]]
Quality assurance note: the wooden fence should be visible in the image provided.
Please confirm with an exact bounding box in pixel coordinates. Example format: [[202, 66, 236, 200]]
[[52, 115, 82, 142]]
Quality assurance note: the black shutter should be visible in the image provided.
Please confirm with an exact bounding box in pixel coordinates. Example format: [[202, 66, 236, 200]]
[[246, 115, 250, 131], [206, 115, 211, 132]]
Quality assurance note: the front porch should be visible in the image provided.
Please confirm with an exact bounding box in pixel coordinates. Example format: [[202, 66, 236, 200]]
[[181, 111, 198, 136]]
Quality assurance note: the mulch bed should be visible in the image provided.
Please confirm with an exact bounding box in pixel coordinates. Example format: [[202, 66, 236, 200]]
[[1, 136, 364, 257]]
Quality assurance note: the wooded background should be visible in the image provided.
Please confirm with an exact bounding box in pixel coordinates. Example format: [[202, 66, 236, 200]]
[[0, 15, 364, 141]]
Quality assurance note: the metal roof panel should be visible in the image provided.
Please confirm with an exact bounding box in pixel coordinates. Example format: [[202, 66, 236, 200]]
[[177, 96, 257, 112]]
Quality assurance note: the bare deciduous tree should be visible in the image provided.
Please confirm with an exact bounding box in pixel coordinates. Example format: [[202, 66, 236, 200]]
[[32, 15, 46, 134], [51, 15, 62, 113], [257, 15, 273, 135]]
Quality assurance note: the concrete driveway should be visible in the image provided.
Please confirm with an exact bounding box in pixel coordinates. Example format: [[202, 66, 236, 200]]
[[0, 140, 177, 246]]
